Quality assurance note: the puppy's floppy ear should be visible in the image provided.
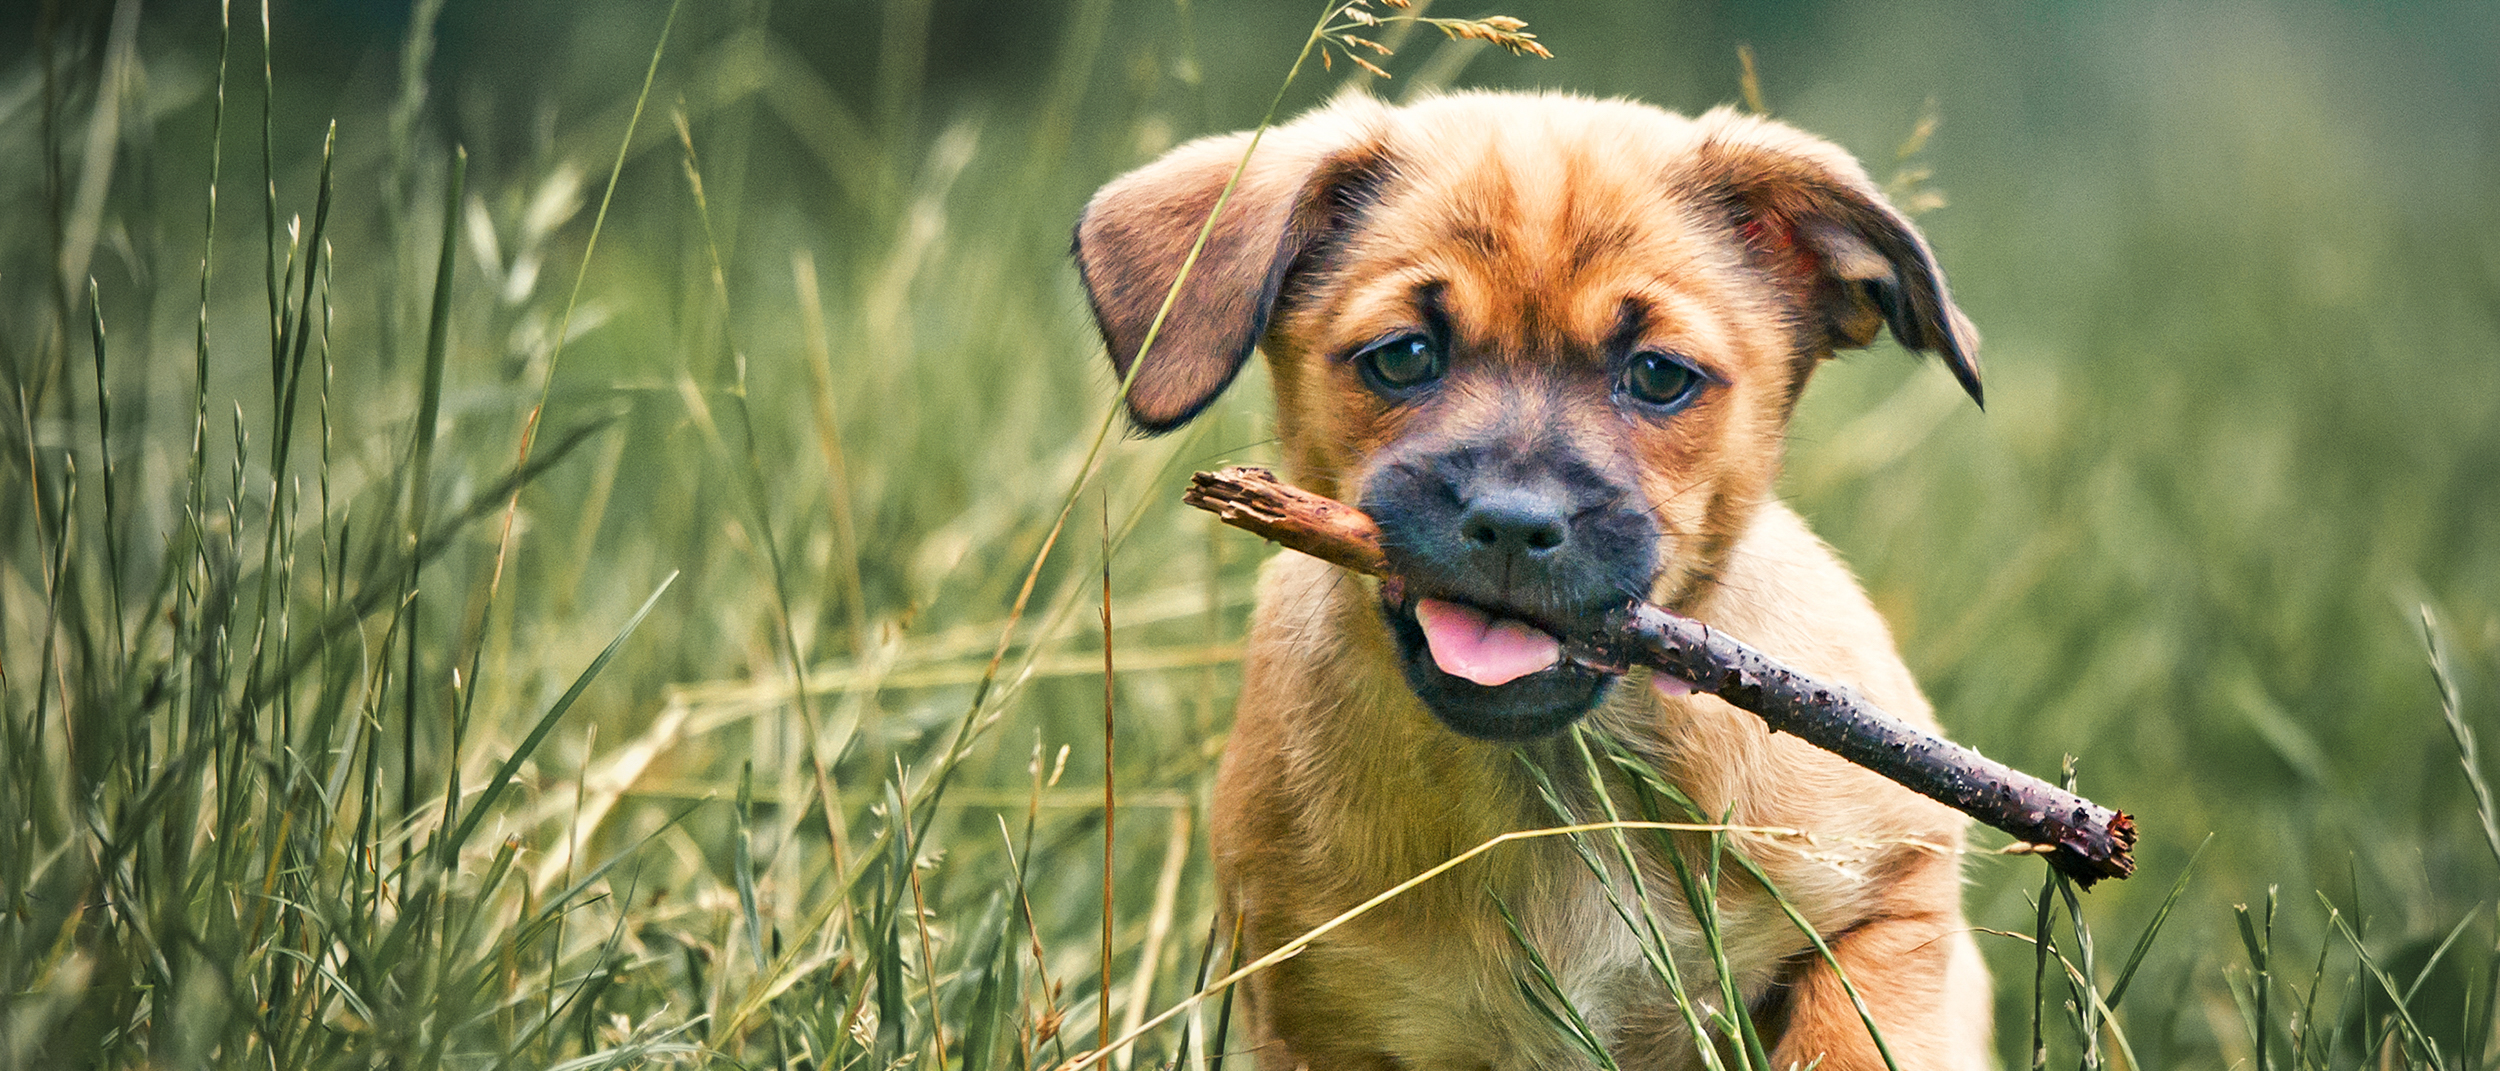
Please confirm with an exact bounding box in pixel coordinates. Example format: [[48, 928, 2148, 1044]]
[[1074, 111, 1386, 432], [1686, 107, 1985, 407]]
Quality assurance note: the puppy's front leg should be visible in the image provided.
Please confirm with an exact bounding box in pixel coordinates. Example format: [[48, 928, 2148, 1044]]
[[1766, 912, 1993, 1071]]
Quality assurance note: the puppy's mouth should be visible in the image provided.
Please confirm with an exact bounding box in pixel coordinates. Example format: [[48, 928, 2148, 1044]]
[[1378, 580, 1615, 742], [1413, 597, 1564, 686]]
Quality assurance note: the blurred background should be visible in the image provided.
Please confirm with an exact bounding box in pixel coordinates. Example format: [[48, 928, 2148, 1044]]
[[2, 0, 2495, 1066]]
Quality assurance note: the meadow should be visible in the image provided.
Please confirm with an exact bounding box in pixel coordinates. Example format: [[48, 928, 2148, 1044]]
[[2, 0, 2496, 1067]]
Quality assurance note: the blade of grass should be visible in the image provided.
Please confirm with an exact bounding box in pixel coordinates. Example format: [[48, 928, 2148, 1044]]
[[2466, 904, 2498, 1071], [999, 818, 1066, 1067], [230, 109, 333, 923], [790, 250, 871, 660], [2322, 889, 2450, 1071], [1682, 808, 1904, 1071], [495, 0, 680, 532], [2401, 911, 2478, 1009], [904, 765, 951, 1066], [2421, 606, 2500, 872], [1597, 732, 1837, 1068], [300, 243, 351, 793], [1493, 893, 1627, 1071], [403, 144, 465, 853], [2289, 903, 2336, 1071], [734, 760, 766, 968], [672, 109, 851, 931], [1207, 914, 1243, 1071], [1980, 924, 2149, 1071], [441, 571, 678, 859], [1100, 490, 1117, 1060], [1523, 738, 1723, 1069], [528, 800, 706, 931], [2054, 759, 2105, 1071], [1171, 907, 1222, 1071], [2235, 887, 2278, 1071], [447, 833, 524, 963], [257, 0, 283, 374], [1115, 806, 1191, 1064], [959, 889, 1021, 1071], [1659, 811, 1773, 1069], [84, 278, 125, 674], [478, 805, 704, 1071], [377, 140, 462, 880], [174, 0, 235, 775], [456, 2, 681, 838], [2031, 862, 2056, 1071], [265, 121, 334, 483], [23, 433, 73, 829], [543, 723, 593, 1067], [873, 778, 912, 1061], [2104, 833, 2210, 1010]]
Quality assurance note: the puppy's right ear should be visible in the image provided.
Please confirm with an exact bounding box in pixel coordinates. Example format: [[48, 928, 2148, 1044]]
[[1074, 115, 1384, 433]]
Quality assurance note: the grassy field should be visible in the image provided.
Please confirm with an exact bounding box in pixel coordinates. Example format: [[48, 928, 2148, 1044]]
[[2, 0, 2496, 1067]]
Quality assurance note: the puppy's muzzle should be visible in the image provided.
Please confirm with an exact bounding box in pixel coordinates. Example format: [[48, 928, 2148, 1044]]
[[1362, 442, 1659, 741]]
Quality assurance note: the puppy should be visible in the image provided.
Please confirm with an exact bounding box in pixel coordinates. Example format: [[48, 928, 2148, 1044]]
[[1075, 92, 1994, 1069]]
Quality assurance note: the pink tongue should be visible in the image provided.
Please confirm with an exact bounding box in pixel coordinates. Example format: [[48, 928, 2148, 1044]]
[[1413, 598, 1562, 686]]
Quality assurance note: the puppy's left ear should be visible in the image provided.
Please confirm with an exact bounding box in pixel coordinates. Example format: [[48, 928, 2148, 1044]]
[[1686, 107, 1985, 407], [1074, 108, 1387, 433]]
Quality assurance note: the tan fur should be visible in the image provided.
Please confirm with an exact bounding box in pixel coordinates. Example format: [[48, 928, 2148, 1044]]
[[1077, 91, 1993, 1069]]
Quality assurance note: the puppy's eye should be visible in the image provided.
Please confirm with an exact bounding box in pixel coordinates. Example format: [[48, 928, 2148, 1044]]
[[1622, 352, 1705, 410], [1357, 334, 1445, 392]]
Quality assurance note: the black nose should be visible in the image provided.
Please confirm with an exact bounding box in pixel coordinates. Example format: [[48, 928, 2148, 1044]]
[[1459, 488, 1569, 557]]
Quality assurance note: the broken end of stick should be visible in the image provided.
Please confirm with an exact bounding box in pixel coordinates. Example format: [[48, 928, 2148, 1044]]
[[2102, 809, 2140, 877], [2048, 810, 2137, 888], [1183, 466, 1278, 505], [1185, 467, 1391, 576]]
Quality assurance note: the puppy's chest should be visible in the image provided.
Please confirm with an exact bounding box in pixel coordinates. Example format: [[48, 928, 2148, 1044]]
[[1285, 768, 1813, 1065]]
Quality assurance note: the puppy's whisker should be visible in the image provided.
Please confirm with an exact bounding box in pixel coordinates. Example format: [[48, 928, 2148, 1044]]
[[1195, 437, 1284, 465], [1637, 476, 1715, 522]]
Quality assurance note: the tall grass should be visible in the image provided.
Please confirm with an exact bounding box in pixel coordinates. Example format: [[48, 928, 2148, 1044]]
[[2, 0, 2496, 1068]]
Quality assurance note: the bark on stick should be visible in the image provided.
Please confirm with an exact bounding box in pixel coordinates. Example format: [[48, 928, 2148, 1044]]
[[1184, 466, 2136, 886]]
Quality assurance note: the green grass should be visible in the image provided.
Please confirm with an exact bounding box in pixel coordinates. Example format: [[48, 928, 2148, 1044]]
[[3, 0, 2497, 1068]]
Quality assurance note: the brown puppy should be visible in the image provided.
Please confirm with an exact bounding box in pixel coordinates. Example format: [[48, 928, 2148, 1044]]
[[1075, 92, 1993, 1069]]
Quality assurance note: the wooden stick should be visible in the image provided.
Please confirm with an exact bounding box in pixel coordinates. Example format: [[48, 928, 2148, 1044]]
[[1184, 466, 2136, 886]]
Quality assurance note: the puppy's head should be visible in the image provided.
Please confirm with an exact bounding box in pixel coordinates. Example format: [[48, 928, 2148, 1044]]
[[1075, 92, 1980, 741]]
